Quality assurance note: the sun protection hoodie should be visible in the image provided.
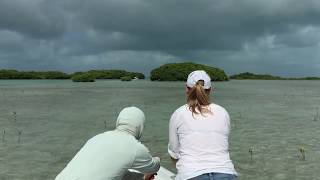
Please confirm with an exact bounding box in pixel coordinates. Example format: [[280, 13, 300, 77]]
[[55, 107, 160, 180]]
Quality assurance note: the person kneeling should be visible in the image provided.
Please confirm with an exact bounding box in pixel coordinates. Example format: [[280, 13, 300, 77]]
[[56, 107, 160, 180]]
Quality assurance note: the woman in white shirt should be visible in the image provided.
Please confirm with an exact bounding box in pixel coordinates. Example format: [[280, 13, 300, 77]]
[[168, 70, 237, 180]]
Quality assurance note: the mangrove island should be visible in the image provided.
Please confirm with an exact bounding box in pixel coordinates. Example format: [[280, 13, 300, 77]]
[[230, 72, 320, 80], [150, 62, 229, 81]]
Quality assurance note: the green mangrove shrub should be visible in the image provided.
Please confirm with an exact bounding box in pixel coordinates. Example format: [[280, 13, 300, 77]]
[[230, 72, 283, 80], [72, 73, 95, 82], [150, 62, 229, 81], [121, 76, 133, 81], [87, 70, 145, 79], [230, 72, 320, 80]]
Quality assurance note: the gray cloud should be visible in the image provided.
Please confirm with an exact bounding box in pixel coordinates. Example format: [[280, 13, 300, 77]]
[[0, 0, 67, 39], [0, 0, 320, 76], [70, 0, 320, 51]]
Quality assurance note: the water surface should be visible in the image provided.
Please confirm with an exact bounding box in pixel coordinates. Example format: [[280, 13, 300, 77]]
[[1, 80, 320, 180]]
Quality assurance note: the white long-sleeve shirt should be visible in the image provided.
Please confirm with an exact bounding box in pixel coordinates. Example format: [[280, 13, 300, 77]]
[[168, 103, 237, 180]]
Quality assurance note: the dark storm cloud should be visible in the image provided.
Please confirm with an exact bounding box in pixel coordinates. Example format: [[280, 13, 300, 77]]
[[0, 0, 67, 39], [71, 0, 320, 51], [0, 31, 24, 53], [0, 0, 320, 76]]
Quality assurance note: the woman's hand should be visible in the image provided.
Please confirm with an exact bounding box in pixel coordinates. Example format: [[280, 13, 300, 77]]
[[170, 157, 178, 166]]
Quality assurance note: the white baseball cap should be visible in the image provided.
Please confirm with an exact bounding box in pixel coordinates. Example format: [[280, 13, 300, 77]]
[[186, 70, 212, 89]]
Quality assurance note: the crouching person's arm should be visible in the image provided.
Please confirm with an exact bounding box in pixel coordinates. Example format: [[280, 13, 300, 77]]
[[131, 143, 160, 180]]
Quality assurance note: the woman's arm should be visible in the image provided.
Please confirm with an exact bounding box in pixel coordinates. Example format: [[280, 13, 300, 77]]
[[168, 111, 180, 163]]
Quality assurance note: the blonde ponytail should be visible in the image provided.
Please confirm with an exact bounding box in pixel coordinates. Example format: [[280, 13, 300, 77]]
[[187, 80, 211, 116]]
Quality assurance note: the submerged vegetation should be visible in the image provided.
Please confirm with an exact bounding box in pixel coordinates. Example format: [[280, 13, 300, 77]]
[[249, 147, 254, 162], [314, 107, 320, 121], [230, 72, 320, 80], [17, 130, 22, 143], [298, 146, 306, 161], [2, 130, 5, 142], [150, 62, 229, 81]]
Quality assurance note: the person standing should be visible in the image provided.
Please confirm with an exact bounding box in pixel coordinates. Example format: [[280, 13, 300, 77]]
[[168, 70, 237, 180], [56, 107, 160, 180]]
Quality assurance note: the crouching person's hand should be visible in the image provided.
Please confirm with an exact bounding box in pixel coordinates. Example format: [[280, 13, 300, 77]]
[[144, 173, 157, 180], [143, 157, 160, 180]]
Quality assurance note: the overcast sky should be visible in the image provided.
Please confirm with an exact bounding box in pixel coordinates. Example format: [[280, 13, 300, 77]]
[[1, 0, 320, 77]]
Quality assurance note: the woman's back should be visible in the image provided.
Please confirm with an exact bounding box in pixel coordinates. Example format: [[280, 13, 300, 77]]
[[168, 70, 237, 180], [169, 103, 236, 180], [172, 104, 235, 175]]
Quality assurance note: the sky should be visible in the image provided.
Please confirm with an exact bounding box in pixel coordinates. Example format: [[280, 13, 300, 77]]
[[0, 0, 320, 77]]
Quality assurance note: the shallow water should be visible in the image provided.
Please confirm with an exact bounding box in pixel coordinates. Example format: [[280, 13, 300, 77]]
[[0, 80, 320, 180]]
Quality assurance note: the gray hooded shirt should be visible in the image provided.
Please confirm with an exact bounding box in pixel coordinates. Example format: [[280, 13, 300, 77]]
[[55, 107, 160, 180]]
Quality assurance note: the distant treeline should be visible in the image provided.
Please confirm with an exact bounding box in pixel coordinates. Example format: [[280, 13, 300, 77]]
[[0, 70, 71, 79], [1, 68, 319, 82], [0, 69, 145, 81], [74, 70, 145, 80], [230, 72, 320, 80], [71, 70, 145, 82]]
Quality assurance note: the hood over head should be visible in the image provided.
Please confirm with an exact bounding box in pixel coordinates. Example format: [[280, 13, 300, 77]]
[[116, 107, 145, 140]]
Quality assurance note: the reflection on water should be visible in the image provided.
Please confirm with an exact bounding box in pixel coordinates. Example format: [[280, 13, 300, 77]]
[[1, 80, 320, 180]]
